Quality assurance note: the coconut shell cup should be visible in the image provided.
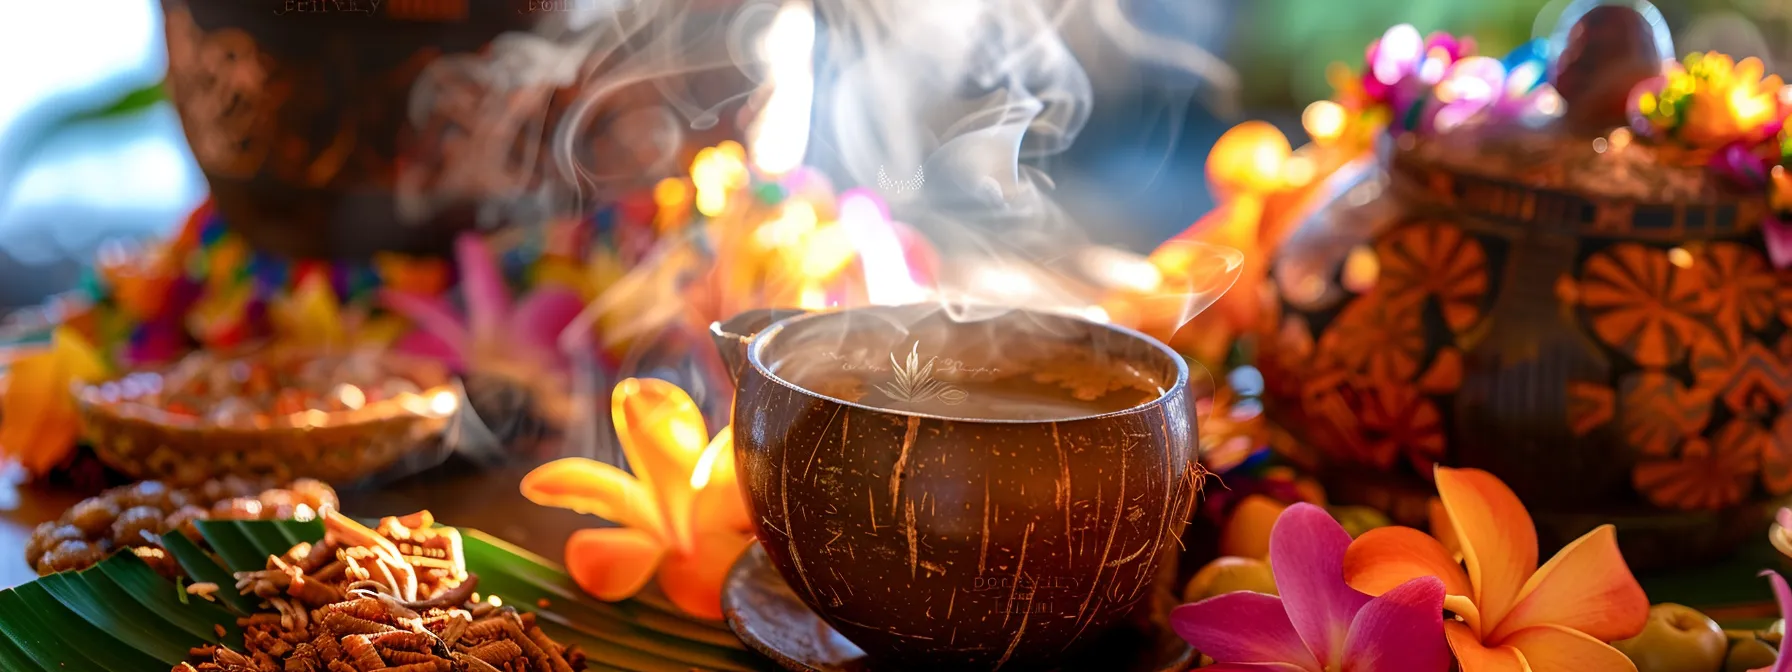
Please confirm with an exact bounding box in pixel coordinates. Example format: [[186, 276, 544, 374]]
[[724, 306, 1201, 671], [75, 354, 459, 487]]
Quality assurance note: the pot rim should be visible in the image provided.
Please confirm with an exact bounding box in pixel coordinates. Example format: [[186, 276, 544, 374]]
[[743, 304, 1189, 425]]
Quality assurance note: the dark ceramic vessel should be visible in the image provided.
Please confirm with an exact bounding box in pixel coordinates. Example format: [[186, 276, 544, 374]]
[[161, 0, 548, 259], [724, 306, 1199, 671], [1259, 125, 1785, 569]]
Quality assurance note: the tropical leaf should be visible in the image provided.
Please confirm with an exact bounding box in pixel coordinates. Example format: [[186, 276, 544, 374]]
[[0, 517, 775, 671]]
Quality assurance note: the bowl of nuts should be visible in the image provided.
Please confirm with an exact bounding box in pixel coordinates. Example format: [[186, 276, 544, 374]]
[[74, 349, 460, 487]]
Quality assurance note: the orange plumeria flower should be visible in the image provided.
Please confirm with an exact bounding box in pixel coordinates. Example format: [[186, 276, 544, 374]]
[[0, 328, 107, 477], [1343, 467, 1649, 672], [521, 378, 754, 620]]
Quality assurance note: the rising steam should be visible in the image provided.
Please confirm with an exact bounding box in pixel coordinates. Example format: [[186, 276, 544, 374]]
[[400, 0, 1244, 429]]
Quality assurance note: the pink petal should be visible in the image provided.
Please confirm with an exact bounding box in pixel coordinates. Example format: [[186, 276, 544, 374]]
[[507, 288, 587, 368], [1271, 503, 1372, 669], [1778, 507, 1792, 531], [1763, 571, 1792, 672], [1170, 593, 1320, 670], [380, 289, 471, 356], [393, 330, 465, 371], [1765, 218, 1792, 269], [1372, 24, 1423, 86], [1200, 665, 1315, 672], [1341, 577, 1450, 672], [455, 233, 512, 343]]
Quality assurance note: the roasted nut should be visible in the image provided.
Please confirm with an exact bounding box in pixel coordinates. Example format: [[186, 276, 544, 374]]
[[38, 539, 105, 574], [112, 506, 167, 547], [65, 496, 122, 536], [116, 480, 172, 510]]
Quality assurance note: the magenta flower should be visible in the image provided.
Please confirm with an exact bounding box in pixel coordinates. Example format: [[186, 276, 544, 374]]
[[1171, 503, 1451, 672], [1754, 568, 1792, 672], [381, 233, 586, 374]]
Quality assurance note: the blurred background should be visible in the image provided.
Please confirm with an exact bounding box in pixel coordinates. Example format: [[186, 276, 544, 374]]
[[0, 0, 1778, 313]]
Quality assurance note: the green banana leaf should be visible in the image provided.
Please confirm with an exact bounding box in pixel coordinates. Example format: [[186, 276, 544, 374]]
[[0, 518, 775, 672]]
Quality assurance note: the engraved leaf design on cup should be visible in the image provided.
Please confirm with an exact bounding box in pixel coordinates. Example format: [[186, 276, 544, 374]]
[[874, 342, 968, 405]]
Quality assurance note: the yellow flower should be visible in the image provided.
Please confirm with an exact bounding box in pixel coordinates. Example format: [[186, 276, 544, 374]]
[[520, 378, 754, 619]]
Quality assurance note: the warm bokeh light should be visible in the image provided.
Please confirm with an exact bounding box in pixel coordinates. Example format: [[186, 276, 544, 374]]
[[1207, 121, 1292, 197], [839, 189, 927, 305], [1302, 100, 1346, 144], [748, 0, 817, 176]]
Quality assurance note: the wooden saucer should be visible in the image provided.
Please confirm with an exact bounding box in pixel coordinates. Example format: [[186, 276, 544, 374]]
[[721, 544, 1196, 672]]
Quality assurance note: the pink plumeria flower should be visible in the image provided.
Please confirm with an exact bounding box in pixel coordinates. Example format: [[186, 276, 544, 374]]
[[1756, 570, 1792, 672], [1171, 503, 1451, 672], [381, 233, 586, 374]]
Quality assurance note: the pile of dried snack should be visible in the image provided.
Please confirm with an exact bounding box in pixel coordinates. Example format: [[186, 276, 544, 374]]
[[177, 510, 585, 672], [24, 476, 338, 576]]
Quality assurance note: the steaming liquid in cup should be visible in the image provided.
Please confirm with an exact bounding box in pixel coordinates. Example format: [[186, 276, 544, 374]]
[[729, 305, 1199, 670], [767, 337, 1170, 421]]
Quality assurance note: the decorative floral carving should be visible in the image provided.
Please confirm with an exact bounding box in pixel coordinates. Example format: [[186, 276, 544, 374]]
[[1698, 242, 1777, 338], [1765, 412, 1792, 495], [1566, 381, 1616, 437], [1317, 295, 1427, 382], [1374, 221, 1489, 332], [1354, 382, 1447, 474], [1617, 372, 1711, 459], [1578, 243, 1714, 367], [1633, 422, 1761, 510]]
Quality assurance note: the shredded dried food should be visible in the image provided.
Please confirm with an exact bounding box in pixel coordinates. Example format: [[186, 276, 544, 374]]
[[176, 510, 585, 672]]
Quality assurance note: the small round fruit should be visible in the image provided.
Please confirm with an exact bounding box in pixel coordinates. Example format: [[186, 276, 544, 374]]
[[1328, 506, 1392, 538], [1612, 603, 1728, 672], [1220, 495, 1287, 560], [1724, 635, 1777, 672], [111, 506, 166, 547], [1183, 556, 1278, 603], [63, 496, 121, 536]]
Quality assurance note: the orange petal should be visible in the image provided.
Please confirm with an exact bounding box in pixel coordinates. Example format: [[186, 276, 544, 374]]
[[692, 428, 754, 535], [0, 351, 80, 475], [565, 527, 667, 602], [658, 532, 755, 620], [1446, 622, 1530, 672], [1436, 467, 1538, 631], [521, 458, 665, 538], [1344, 526, 1473, 598], [1503, 624, 1637, 672], [1446, 594, 1484, 636], [613, 378, 712, 552], [1489, 525, 1648, 643], [1428, 497, 1461, 557]]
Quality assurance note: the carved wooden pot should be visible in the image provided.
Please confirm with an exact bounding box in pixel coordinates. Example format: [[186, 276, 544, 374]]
[[1258, 127, 1787, 569], [728, 306, 1200, 670]]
